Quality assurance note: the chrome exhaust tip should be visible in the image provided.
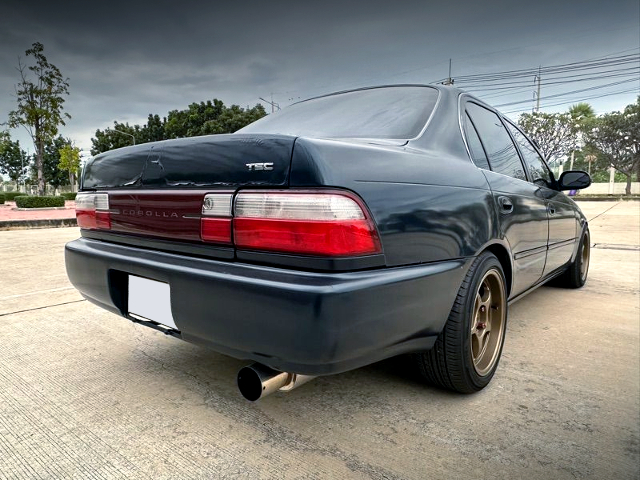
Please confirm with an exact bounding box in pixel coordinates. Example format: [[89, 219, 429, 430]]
[[237, 363, 315, 401]]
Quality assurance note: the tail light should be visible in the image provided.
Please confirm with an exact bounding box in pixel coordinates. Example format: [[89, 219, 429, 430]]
[[233, 191, 382, 257], [201, 193, 232, 243], [75, 192, 110, 230]]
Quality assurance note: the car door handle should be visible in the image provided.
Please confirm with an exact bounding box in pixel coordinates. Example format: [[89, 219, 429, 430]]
[[548, 204, 556, 215], [498, 196, 513, 214]]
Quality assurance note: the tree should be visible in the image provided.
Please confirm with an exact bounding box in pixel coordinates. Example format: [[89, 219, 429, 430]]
[[39, 136, 72, 189], [91, 122, 138, 155], [91, 100, 267, 154], [7, 42, 71, 196], [0, 131, 29, 184], [518, 112, 578, 167], [568, 103, 596, 125], [141, 114, 166, 143], [165, 99, 226, 139], [58, 142, 81, 188], [585, 98, 640, 195]]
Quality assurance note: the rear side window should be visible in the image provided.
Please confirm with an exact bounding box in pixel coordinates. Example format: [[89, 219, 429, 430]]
[[466, 103, 527, 181], [506, 122, 553, 188], [463, 113, 490, 170]]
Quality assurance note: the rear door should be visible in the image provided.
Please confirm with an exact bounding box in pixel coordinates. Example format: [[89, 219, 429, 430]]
[[464, 102, 549, 297], [504, 122, 578, 275]]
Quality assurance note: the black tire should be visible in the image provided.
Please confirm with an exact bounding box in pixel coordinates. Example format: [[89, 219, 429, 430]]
[[550, 228, 590, 289], [415, 252, 508, 393]]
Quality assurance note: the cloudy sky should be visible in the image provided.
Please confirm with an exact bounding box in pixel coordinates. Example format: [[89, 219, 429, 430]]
[[1, 0, 638, 155]]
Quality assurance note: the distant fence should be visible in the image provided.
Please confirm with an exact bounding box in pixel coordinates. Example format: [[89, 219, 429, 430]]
[[1, 183, 77, 196]]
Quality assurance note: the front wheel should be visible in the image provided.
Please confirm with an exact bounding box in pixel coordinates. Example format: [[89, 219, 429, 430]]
[[551, 228, 590, 289], [415, 252, 508, 393]]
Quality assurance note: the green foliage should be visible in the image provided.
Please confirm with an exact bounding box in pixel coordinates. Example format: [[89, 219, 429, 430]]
[[589, 170, 628, 183], [61, 192, 77, 200], [585, 97, 640, 194], [58, 142, 81, 187], [91, 100, 267, 154], [0, 193, 5, 204], [34, 136, 72, 189], [518, 111, 578, 166], [15, 195, 65, 208], [0, 131, 29, 183], [58, 144, 80, 175], [7, 43, 71, 196], [568, 103, 596, 124], [3, 191, 27, 201]]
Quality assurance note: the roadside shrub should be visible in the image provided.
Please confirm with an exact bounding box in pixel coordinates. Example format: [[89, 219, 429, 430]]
[[62, 192, 77, 201], [0, 193, 5, 204], [15, 195, 65, 208], [3, 191, 27, 201]]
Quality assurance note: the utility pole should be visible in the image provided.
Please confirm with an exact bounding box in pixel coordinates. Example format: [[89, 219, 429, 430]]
[[443, 59, 454, 85], [534, 65, 542, 113], [259, 96, 280, 113]]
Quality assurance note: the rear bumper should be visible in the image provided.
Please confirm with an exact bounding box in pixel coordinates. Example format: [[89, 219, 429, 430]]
[[65, 237, 469, 375]]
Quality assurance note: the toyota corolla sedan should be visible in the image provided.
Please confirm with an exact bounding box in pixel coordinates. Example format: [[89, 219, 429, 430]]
[[65, 85, 591, 400]]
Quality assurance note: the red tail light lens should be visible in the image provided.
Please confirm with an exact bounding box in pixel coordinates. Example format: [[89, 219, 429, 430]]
[[233, 191, 382, 256], [75, 193, 110, 230], [200, 193, 232, 243]]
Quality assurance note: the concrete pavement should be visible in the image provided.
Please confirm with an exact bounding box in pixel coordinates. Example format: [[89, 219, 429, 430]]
[[0, 201, 638, 479]]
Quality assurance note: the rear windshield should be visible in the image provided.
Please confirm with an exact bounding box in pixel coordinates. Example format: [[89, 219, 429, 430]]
[[237, 86, 439, 140]]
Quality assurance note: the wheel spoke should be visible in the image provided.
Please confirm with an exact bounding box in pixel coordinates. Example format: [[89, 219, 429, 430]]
[[481, 282, 492, 309], [469, 268, 506, 377], [480, 329, 490, 358]]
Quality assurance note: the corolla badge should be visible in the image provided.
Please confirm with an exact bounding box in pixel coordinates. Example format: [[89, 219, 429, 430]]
[[246, 162, 273, 171], [121, 209, 179, 218]]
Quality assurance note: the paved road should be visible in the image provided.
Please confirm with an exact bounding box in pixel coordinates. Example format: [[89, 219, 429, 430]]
[[0, 201, 638, 479]]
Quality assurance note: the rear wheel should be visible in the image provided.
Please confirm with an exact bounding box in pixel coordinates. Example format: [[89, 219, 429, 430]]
[[551, 228, 590, 289], [415, 252, 508, 393]]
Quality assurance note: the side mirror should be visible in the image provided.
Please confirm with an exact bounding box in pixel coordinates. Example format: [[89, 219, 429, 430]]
[[558, 170, 591, 191]]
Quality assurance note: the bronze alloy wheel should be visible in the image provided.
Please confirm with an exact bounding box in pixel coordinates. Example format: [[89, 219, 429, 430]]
[[417, 251, 507, 393], [470, 268, 506, 377], [580, 230, 590, 282]]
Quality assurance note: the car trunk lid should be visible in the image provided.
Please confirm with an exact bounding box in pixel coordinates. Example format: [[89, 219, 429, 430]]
[[81, 134, 295, 242]]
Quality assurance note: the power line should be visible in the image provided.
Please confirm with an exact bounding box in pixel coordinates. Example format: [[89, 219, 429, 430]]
[[493, 77, 640, 108], [445, 53, 639, 83], [457, 67, 639, 90], [502, 87, 639, 115]]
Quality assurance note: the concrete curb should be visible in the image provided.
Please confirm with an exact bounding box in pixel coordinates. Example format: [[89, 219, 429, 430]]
[[0, 218, 77, 231], [574, 197, 640, 202], [13, 206, 71, 211]]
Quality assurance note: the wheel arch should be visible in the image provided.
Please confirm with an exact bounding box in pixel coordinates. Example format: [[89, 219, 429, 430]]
[[482, 242, 513, 298]]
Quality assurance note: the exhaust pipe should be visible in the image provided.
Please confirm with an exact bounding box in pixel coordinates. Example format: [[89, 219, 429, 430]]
[[237, 363, 315, 401]]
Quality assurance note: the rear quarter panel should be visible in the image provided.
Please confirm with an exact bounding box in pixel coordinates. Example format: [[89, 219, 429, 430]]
[[290, 137, 498, 266]]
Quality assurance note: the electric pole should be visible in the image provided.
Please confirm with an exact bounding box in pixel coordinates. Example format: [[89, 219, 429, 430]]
[[443, 59, 454, 85], [259, 95, 280, 113], [534, 65, 542, 112]]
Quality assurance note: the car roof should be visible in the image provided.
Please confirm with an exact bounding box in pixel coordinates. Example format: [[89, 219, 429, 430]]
[[291, 84, 465, 106]]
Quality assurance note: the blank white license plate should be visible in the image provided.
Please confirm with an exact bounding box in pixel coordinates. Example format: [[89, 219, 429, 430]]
[[128, 275, 178, 330]]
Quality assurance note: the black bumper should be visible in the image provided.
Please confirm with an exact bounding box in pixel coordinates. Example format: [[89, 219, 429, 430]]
[[65, 237, 469, 375]]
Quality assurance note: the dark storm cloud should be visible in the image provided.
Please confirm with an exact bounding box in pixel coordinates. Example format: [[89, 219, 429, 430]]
[[1, 0, 638, 151]]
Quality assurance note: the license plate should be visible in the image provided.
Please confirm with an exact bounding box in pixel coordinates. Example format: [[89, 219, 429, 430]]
[[128, 275, 178, 330]]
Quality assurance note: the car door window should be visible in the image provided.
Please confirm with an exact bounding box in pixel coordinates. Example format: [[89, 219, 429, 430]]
[[466, 103, 527, 181], [463, 113, 490, 170], [505, 122, 553, 188]]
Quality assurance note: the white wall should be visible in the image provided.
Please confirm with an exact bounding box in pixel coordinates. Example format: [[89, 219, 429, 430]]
[[580, 182, 640, 195]]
